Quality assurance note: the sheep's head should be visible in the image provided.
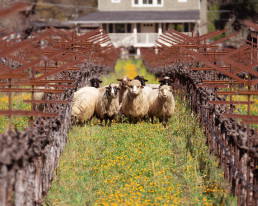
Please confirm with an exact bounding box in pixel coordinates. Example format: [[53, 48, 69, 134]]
[[105, 83, 120, 98], [133, 75, 148, 86], [128, 80, 143, 96], [117, 76, 131, 89], [159, 76, 173, 86], [90, 78, 102, 88], [158, 85, 173, 100]]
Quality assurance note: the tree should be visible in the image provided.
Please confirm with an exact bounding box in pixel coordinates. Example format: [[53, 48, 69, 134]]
[[32, 0, 98, 21], [216, 0, 258, 31]]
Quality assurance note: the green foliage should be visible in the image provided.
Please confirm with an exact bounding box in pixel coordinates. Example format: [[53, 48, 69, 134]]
[[167, 24, 183, 32], [210, 0, 258, 32], [33, 0, 98, 20], [207, 4, 225, 41]]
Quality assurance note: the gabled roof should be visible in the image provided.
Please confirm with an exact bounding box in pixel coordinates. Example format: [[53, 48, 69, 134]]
[[72, 10, 200, 24]]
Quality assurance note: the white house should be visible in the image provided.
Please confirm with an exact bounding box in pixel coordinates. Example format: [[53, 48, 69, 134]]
[[71, 0, 207, 48]]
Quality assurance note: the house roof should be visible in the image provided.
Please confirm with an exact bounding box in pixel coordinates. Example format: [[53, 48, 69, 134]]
[[71, 10, 200, 24]]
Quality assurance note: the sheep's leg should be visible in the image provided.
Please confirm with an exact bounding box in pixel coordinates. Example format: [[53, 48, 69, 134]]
[[99, 119, 103, 126], [104, 114, 109, 126], [88, 116, 93, 125], [78, 120, 84, 127], [118, 110, 123, 123], [161, 116, 169, 129], [150, 116, 154, 124], [165, 117, 169, 129], [71, 116, 76, 125], [162, 116, 166, 128], [108, 117, 113, 127]]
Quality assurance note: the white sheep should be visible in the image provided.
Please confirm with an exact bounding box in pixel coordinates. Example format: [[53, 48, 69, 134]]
[[95, 83, 120, 126], [33, 87, 45, 111], [132, 75, 154, 98], [121, 79, 149, 123], [146, 84, 159, 89], [71, 86, 99, 124], [98, 83, 119, 93], [117, 76, 131, 104], [33, 86, 54, 111], [148, 85, 175, 128], [142, 86, 153, 98], [117, 76, 131, 122]]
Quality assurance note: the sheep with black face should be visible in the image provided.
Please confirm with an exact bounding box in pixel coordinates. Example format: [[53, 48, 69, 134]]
[[134, 75, 148, 86], [95, 83, 120, 126], [158, 76, 173, 86], [90, 78, 102, 88]]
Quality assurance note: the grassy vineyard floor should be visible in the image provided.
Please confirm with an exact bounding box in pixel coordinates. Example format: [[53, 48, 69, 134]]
[[44, 99, 236, 206], [44, 59, 236, 205]]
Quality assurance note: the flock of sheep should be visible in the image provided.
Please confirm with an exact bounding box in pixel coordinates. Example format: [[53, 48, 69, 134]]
[[71, 76, 176, 128]]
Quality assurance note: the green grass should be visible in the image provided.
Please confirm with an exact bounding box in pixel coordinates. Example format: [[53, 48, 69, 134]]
[[44, 98, 236, 205], [0, 93, 31, 133], [44, 59, 236, 205]]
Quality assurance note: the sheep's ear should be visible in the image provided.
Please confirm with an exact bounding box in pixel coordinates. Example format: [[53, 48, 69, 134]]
[[117, 79, 122, 81], [144, 79, 148, 82], [128, 78, 132, 81], [116, 87, 120, 90], [158, 80, 164, 83], [98, 80, 103, 83]]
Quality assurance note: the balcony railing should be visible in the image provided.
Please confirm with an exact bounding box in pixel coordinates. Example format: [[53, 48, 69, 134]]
[[109, 33, 159, 48], [136, 33, 159, 47], [108, 32, 192, 48]]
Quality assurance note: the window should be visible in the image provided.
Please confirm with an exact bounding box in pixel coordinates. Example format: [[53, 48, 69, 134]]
[[115, 24, 125, 33], [109, 24, 113, 33], [102, 24, 107, 32], [166, 23, 183, 32], [111, 0, 120, 3], [132, 0, 163, 6], [127, 24, 132, 33], [184, 23, 189, 32], [143, 0, 153, 4], [178, 0, 187, 2], [143, 24, 153, 27]]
